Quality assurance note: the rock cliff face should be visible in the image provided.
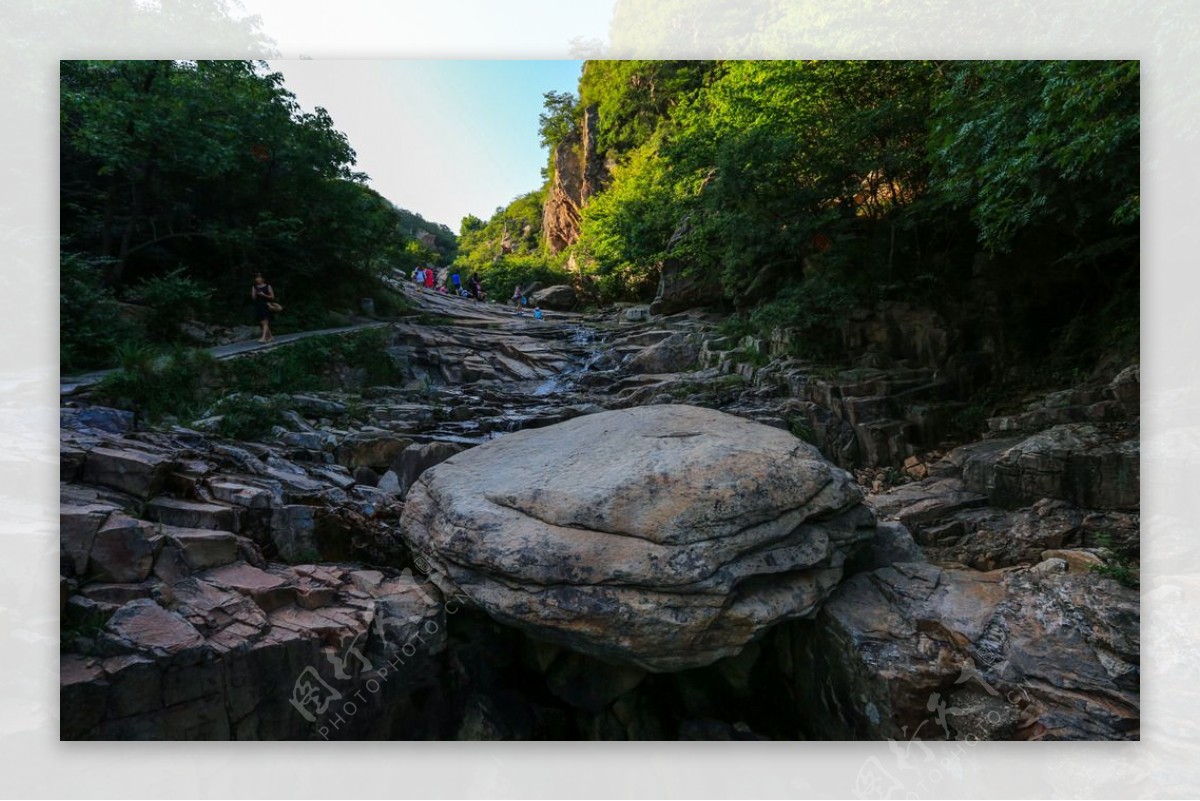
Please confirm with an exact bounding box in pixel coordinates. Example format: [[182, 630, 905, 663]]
[[780, 562, 1139, 741], [542, 105, 607, 254], [401, 405, 875, 671]]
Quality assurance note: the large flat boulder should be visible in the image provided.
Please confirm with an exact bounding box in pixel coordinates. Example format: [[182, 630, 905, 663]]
[[401, 404, 875, 671], [531, 284, 577, 311]]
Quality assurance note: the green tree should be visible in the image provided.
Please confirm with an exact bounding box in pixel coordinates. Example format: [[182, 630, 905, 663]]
[[538, 90, 580, 149], [928, 60, 1139, 256]]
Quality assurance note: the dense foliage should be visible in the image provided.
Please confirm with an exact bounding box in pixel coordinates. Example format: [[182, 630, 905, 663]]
[[60, 60, 451, 370], [451, 189, 571, 299], [93, 328, 397, 423], [564, 59, 1139, 369]]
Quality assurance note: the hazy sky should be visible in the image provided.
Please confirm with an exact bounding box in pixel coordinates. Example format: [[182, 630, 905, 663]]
[[266, 60, 585, 232]]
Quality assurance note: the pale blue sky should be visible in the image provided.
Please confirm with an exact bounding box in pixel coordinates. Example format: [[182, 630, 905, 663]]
[[266, 60, 585, 231]]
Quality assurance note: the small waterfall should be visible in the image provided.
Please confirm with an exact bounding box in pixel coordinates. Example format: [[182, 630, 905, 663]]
[[531, 325, 606, 397]]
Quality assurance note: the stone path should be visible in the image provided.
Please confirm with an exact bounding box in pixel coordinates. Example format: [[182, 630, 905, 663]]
[[60, 322, 391, 395], [61, 284, 585, 396]]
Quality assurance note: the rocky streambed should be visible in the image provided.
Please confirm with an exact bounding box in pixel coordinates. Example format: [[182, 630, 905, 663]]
[[59, 288, 1140, 740]]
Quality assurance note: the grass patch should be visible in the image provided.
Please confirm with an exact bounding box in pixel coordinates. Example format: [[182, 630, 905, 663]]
[[92, 327, 401, 427], [789, 418, 816, 444], [1088, 558, 1139, 589]]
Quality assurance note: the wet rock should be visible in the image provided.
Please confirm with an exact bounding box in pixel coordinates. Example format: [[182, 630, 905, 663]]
[[403, 404, 875, 671]]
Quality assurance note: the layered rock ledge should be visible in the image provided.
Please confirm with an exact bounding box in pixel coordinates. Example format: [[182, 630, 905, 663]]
[[401, 404, 876, 671]]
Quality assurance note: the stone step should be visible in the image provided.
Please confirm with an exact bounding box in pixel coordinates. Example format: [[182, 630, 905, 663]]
[[159, 526, 240, 571], [145, 497, 239, 532]]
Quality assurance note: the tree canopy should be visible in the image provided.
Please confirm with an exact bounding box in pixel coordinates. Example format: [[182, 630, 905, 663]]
[[60, 59, 449, 369]]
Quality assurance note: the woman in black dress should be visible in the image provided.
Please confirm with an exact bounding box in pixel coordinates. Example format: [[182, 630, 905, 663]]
[[251, 273, 275, 342]]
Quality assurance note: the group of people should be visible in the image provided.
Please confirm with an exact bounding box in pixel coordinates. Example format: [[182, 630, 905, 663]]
[[412, 266, 486, 302], [249, 267, 541, 345]]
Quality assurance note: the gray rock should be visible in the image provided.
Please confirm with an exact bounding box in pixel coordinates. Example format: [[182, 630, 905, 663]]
[[624, 306, 650, 322], [103, 599, 205, 656], [627, 333, 700, 374], [546, 651, 645, 712], [270, 505, 317, 562], [376, 470, 401, 496], [390, 441, 466, 500], [336, 432, 412, 471], [402, 404, 875, 671], [531, 284, 577, 311], [82, 446, 173, 498], [785, 562, 1138, 740], [163, 526, 239, 571], [988, 424, 1139, 510], [353, 466, 380, 487], [60, 503, 115, 576], [145, 497, 238, 531], [72, 406, 135, 434], [89, 514, 156, 583], [847, 521, 923, 573]]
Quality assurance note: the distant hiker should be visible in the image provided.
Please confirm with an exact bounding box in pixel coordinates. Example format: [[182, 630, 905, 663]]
[[414, 266, 425, 289], [451, 271, 462, 296], [424, 267, 436, 290], [532, 306, 544, 320], [469, 274, 485, 301], [511, 284, 523, 306], [251, 273, 276, 343]]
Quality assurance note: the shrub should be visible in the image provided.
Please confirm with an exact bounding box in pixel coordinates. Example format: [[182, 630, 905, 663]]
[[467, 254, 572, 302], [207, 393, 289, 440], [125, 267, 213, 342], [60, 252, 143, 371], [748, 278, 856, 359], [94, 345, 219, 421]]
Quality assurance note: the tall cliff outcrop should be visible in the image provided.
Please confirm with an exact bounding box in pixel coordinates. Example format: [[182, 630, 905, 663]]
[[542, 105, 607, 254]]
